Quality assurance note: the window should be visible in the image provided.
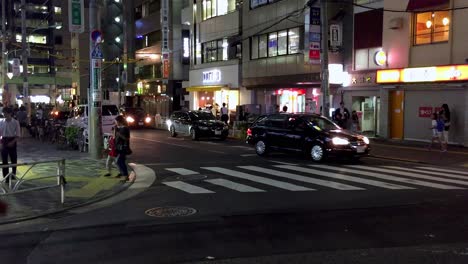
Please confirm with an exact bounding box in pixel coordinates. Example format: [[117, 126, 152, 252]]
[[135, 5, 142, 20], [202, 0, 236, 20], [16, 34, 47, 44], [250, 0, 282, 9], [414, 11, 450, 45], [202, 38, 231, 63], [54, 6, 62, 14], [250, 27, 302, 59]]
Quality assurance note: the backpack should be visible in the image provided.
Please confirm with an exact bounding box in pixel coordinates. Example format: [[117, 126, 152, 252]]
[[436, 119, 445, 132]]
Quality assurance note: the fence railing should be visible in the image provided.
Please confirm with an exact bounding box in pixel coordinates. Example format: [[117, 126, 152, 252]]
[[0, 159, 67, 204]]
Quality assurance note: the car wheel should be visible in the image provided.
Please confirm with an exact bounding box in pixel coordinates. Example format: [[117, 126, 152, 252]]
[[310, 144, 326, 162], [170, 126, 177, 137], [190, 128, 198, 140], [255, 140, 268, 156]]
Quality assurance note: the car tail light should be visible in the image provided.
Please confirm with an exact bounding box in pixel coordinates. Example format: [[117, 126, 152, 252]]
[[247, 128, 252, 136]]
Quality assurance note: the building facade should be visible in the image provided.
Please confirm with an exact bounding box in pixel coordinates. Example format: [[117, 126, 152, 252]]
[[375, 0, 468, 146], [1, 0, 73, 106], [184, 0, 243, 119]]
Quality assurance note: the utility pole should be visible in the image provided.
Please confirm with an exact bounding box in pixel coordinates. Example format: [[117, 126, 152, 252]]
[[1, 0, 6, 96], [320, 0, 330, 118], [89, 0, 103, 159], [21, 0, 31, 123]]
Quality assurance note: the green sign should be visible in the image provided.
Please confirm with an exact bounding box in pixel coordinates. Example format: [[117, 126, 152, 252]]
[[69, 0, 84, 33]]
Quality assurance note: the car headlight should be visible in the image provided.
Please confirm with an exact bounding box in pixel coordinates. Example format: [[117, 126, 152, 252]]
[[145, 117, 151, 123], [332, 137, 350, 145], [126, 116, 135, 123], [363, 136, 370, 145]]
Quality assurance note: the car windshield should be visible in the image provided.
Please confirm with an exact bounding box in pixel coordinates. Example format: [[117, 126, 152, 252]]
[[303, 116, 340, 131], [189, 112, 216, 120]]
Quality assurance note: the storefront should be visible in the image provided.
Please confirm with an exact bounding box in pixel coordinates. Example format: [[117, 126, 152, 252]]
[[338, 71, 381, 137], [377, 64, 468, 146], [187, 64, 241, 114]]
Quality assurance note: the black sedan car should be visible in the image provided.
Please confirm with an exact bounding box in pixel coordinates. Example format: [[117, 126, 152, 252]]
[[167, 111, 229, 140], [246, 113, 370, 162], [121, 107, 152, 128]]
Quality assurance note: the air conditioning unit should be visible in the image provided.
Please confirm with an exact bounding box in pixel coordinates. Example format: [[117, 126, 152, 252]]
[[388, 17, 403, 30]]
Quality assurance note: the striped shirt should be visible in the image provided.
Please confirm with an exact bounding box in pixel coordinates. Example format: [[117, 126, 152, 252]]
[[0, 118, 21, 138]]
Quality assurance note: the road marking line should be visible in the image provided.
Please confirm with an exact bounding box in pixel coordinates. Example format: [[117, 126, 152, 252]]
[[240, 166, 364, 190], [201, 167, 314, 191], [205, 178, 265, 192], [240, 154, 257, 157], [383, 166, 468, 180], [165, 168, 199, 175], [312, 164, 463, 190], [349, 165, 468, 187], [275, 165, 413, 190], [416, 166, 468, 176], [269, 161, 298, 166], [163, 181, 214, 194]]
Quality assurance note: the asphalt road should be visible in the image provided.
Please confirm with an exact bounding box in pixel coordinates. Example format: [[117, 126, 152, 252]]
[[1, 129, 468, 264]]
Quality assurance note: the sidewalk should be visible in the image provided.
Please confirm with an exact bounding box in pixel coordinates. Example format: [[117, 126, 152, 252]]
[[369, 138, 468, 168], [0, 138, 132, 224]]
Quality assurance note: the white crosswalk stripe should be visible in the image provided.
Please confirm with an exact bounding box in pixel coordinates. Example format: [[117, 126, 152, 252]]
[[311, 164, 463, 190], [275, 165, 414, 190], [416, 166, 468, 176], [349, 165, 468, 188], [201, 167, 314, 191], [165, 168, 199, 175], [239, 166, 364, 190], [163, 181, 214, 194], [383, 166, 468, 181], [205, 179, 265, 192]]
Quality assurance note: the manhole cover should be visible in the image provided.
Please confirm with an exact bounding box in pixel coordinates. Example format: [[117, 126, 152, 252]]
[[145, 206, 197, 217]]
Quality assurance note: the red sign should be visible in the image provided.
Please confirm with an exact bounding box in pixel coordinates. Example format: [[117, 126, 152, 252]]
[[309, 50, 320, 60], [419, 107, 433, 118], [163, 59, 169, 79]]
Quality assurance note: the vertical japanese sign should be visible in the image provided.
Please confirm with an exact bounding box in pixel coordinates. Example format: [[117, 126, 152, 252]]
[[161, 0, 170, 79], [69, 0, 84, 33], [309, 6, 321, 64]]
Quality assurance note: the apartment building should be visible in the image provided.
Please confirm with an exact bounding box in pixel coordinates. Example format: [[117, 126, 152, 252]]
[[374, 0, 468, 146], [2, 0, 73, 106], [184, 0, 243, 116]]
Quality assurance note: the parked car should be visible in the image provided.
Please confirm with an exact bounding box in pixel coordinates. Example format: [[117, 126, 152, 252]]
[[66, 104, 120, 134], [246, 113, 370, 162], [121, 107, 152, 128], [167, 110, 229, 140]]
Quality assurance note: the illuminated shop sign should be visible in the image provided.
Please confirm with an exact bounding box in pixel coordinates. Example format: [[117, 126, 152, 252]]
[[202, 70, 221, 83], [377, 64, 468, 83], [374, 50, 387, 66], [183, 37, 190, 58]]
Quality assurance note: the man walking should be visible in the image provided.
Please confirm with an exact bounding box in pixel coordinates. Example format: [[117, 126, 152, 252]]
[[334, 101, 350, 129], [0, 108, 20, 182]]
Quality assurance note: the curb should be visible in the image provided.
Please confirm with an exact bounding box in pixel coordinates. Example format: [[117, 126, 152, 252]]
[[0, 164, 138, 226]]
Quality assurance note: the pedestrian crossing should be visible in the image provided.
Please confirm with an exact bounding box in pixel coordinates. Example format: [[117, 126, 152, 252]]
[[159, 164, 468, 194]]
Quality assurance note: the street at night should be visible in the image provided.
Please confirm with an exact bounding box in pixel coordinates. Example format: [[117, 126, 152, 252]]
[[1, 129, 468, 263]]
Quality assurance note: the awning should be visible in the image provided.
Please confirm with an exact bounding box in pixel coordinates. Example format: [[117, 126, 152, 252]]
[[407, 0, 449, 11], [185, 85, 227, 92]]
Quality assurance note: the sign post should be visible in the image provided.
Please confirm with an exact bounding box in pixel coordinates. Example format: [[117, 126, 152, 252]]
[[88, 2, 103, 159]]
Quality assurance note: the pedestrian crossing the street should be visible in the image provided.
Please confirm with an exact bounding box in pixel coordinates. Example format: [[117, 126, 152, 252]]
[[160, 164, 468, 194]]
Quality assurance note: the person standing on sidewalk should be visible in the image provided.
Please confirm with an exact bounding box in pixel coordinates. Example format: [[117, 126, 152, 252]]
[[220, 103, 229, 124], [0, 107, 21, 181], [114, 115, 131, 180], [104, 127, 118, 177], [16, 106, 27, 137], [334, 102, 350, 129], [439, 104, 450, 151], [428, 113, 444, 151]]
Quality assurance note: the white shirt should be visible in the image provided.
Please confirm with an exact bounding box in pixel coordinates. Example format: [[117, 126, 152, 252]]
[[221, 107, 228, 115], [0, 118, 21, 137]]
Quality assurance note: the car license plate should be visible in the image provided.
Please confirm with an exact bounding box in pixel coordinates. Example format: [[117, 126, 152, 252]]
[[215, 130, 221, 135], [138, 122, 144, 125], [356, 146, 366, 153]]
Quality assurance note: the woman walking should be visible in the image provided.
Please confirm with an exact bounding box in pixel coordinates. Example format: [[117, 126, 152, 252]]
[[439, 104, 450, 152]]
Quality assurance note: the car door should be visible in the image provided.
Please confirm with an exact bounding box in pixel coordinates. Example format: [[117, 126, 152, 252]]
[[264, 115, 289, 149], [283, 117, 308, 151], [171, 112, 182, 133], [179, 113, 192, 135]]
